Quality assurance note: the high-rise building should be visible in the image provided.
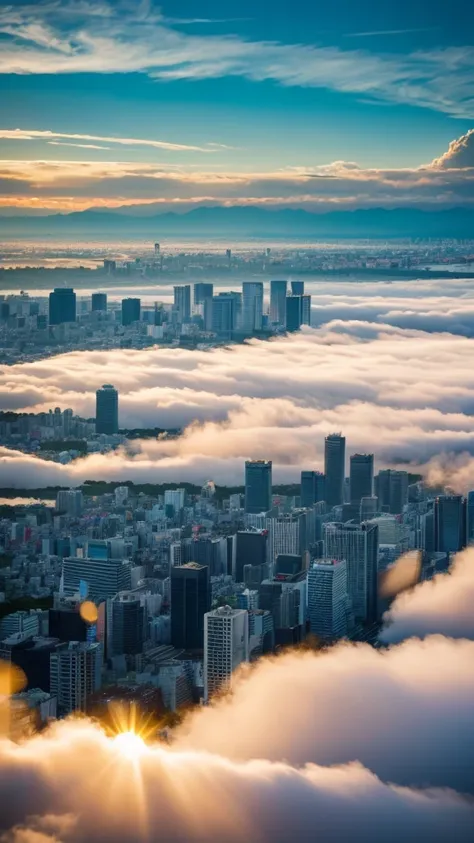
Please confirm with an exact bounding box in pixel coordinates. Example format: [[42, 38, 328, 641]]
[[211, 293, 239, 338], [121, 298, 141, 326], [171, 563, 211, 651], [62, 557, 131, 601], [173, 285, 191, 321], [194, 283, 214, 329], [270, 280, 287, 326], [433, 495, 467, 554], [0, 610, 39, 640], [245, 460, 272, 514], [241, 282, 263, 332], [96, 384, 119, 434], [300, 471, 325, 507], [301, 294, 312, 326], [285, 295, 302, 331], [308, 560, 348, 640], [360, 496, 378, 521], [350, 454, 374, 505], [291, 280, 304, 296], [164, 488, 186, 514], [204, 606, 249, 701], [467, 491, 474, 543], [50, 641, 102, 714], [324, 434, 346, 508], [375, 470, 409, 514], [91, 293, 107, 312], [324, 521, 379, 622], [235, 530, 268, 581], [49, 288, 76, 325], [56, 489, 83, 517], [266, 513, 307, 565], [106, 592, 144, 658]]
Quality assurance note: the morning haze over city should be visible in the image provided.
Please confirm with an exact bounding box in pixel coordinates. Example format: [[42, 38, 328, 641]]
[[0, 1, 474, 841]]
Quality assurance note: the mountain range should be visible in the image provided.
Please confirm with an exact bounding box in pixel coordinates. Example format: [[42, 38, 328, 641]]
[[0, 206, 472, 239]]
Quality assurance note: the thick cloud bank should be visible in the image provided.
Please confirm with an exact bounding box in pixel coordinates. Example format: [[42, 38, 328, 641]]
[[1, 636, 474, 842], [380, 548, 474, 644], [3, 318, 474, 488]]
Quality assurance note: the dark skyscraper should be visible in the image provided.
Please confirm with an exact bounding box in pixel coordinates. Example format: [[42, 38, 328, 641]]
[[171, 562, 211, 651], [194, 282, 214, 305], [270, 280, 287, 326], [49, 288, 76, 325], [291, 280, 304, 296], [301, 294, 312, 326], [285, 296, 302, 332], [121, 298, 141, 326], [96, 384, 119, 434], [245, 460, 272, 514], [174, 285, 191, 320], [350, 454, 374, 505], [468, 491, 474, 542], [235, 531, 268, 581], [107, 593, 144, 658], [300, 471, 326, 507], [434, 495, 466, 554], [324, 434, 346, 508], [91, 293, 107, 312], [375, 470, 409, 514]]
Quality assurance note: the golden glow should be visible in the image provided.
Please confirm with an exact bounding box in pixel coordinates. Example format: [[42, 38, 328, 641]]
[[79, 601, 98, 624], [0, 660, 27, 696], [114, 730, 147, 759]]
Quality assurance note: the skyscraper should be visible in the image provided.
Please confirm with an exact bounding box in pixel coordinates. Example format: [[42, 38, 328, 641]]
[[324, 434, 346, 508], [467, 491, 474, 543], [211, 293, 240, 338], [375, 470, 409, 514], [270, 280, 287, 326], [171, 563, 211, 651], [308, 560, 348, 641], [106, 592, 144, 658], [285, 296, 302, 332], [324, 521, 379, 622], [194, 282, 214, 329], [50, 641, 102, 714], [91, 293, 107, 312], [173, 285, 191, 321], [301, 294, 312, 326], [241, 282, 264, 332], [96, 384, 119, 434], [245, 460, 272, 514], [235, 530, 268, 581], [49, 288, 76, 325], [434, 495, 467, 554], [291, 280, 304, 296], [300, 470, 325, 507], [350, 454, 374, 505], [121, 298, 140, 326], [204, 606, 249, 701], [62, 556, 131, 601]]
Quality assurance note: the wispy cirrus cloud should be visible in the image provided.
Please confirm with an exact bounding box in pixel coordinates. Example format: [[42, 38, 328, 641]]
[[0, 128, 221, 153], [0, 0, 473, 118]]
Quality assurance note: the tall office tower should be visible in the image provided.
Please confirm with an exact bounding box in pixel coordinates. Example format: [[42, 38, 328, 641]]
[[324, 434, 346, 508], [360, 496, 378, 521], [350, 454, 374, 505], [211, 294, 235, 338], [184, 537, 227, 577], [194, 282, 214, 305], [308, 559, 348, 641], [173, 285, 191, 321], [434, 495, 467, 554], [375, 470, 409, 514], [48, 607, 88, 642], [50, 641, 102, 714], [468, 491, 474, 542], [285, 296, 302, 332], [204, 606, 249, 701], [164, 488, 186, 514], [270, 280, 287, 326], [91, 292, 107, 312], [48, 288, 76, 325], [56, 489, 83, 517], [291, 280, 304, 296], [324, 521, 379, 622], [62, 556, 131, 601], [171, 563, 211, 651], [300, 470, 326, 507], [301, 294, 312, 326], [245, 460, 272, 514], [106, 592, 144, 658], [241, 282, 264, 332], [121, 297, 141, 326], [95, 384, 119, 434], [235, 530, 268, 581], [266, 513, 307, 565]]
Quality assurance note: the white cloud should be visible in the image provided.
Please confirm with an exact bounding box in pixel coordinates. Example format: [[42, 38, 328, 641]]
[[0, 129, 219, 153]]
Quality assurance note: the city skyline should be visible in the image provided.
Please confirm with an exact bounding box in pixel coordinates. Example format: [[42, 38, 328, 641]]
[[0, 0, 473, 212]]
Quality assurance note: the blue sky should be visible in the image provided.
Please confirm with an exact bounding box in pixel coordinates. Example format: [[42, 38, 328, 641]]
[[0, 0, 473, 212]]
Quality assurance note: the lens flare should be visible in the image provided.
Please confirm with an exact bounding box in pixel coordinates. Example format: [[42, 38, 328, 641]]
[[114, 731, 147, 759], [79, 601, 98, 624]]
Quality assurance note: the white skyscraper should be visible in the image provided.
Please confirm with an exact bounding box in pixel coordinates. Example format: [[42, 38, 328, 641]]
[[308, 560, 348, 640], [50, 641, 102, 714], [241, 282, 263, 332], [204, 606, 249, 702]]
